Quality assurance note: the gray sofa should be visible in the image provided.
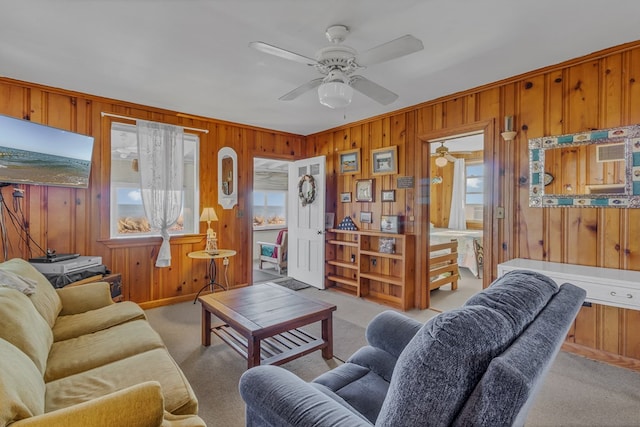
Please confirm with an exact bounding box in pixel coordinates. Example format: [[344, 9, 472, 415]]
[[239, 270, 586, 426]]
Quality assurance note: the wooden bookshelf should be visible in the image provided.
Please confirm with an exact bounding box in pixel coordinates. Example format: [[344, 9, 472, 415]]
[[325, 229, 415, 310]]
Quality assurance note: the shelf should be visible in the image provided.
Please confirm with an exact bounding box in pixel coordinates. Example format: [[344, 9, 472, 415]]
[[360, 249, 403, 260], [359, 272, 404, 286], [327, 259, 358, 270], [327, 239, 358, 248], [326, 274, 358, 288]]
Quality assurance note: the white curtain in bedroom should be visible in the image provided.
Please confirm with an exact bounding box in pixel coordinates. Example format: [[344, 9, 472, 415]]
[[136, 120, 184, 267], [448, 158, 467, 230]]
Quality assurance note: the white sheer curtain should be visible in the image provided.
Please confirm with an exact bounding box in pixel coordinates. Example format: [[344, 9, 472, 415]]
[[448, 158, 467, 230], [136, 120, 184, 267]]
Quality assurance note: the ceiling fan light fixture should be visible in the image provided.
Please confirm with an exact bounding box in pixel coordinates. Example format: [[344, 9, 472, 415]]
[[435, 156, 449, 168], [318, 82, 353, 109]]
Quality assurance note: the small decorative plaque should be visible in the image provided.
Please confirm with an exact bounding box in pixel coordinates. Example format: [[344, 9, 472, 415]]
[[397, 176, 414, 189]]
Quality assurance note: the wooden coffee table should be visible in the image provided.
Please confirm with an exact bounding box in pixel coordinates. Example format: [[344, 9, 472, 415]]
[[198, 282, 337, 369]]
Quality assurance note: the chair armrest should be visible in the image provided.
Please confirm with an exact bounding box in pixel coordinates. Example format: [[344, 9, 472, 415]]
[[239, 365, 371, 427], [11, 381, 180, 427], [257, 241, 282, 249], [56, 282, 114, 315], [365, 310, 423, 359]]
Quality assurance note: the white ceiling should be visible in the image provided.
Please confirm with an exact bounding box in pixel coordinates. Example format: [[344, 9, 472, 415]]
[[2, 1, 640, 136]]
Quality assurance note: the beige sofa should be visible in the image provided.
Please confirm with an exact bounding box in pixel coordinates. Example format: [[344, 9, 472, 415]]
[[0, 258, 205, 427]]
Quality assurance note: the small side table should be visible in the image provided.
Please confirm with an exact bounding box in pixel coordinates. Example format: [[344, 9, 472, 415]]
[[188, 249, 237, 303]]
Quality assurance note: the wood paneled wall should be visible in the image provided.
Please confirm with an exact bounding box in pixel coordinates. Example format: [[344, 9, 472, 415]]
[[0, 78, 305, 308], [307, 40, 640, 369], [2, 39, 640, 368]]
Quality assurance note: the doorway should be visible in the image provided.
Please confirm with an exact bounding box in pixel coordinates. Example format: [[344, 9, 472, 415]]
[[419, 120, 496, 310], [252, 157, 291, 283], [427, 133, 485, 311]]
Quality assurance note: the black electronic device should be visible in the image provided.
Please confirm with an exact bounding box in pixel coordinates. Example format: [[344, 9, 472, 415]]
[[0, 114, 95, 188]]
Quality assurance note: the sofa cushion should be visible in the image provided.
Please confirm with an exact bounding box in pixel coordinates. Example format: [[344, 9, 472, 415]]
[[45, 347, 198, 416], [464, 270, 558, 331], [314, 361, 389, 424], [0, 338, 46, 425], [376, 305, 518, 426], [0, 258, 62, 328], [52, 301, 146, 341], [0, 288, 53, 374], [46, 319, 166, 382]]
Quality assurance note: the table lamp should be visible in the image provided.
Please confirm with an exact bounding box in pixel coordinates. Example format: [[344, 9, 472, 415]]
[[200, 207, 219, 254]]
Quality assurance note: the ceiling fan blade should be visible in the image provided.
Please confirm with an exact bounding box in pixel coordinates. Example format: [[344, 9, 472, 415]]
[[249, 41, 317, 66], [356, 35, 424, 67], [350, 76, 398, 105], [445, 153, 457, 162], [279, 78, 324, 101]]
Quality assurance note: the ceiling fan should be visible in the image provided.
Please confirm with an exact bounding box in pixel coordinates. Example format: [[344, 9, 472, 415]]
[[249, 25, 423, 109], [432, 142, 458, 167]]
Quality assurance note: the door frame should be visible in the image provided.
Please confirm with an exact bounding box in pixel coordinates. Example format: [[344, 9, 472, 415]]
[[250, 154, 295, 284], [418, 119, 496, 309]]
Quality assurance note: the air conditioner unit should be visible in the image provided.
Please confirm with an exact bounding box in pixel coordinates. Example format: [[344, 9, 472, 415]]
[[596, 143, 625, 162]]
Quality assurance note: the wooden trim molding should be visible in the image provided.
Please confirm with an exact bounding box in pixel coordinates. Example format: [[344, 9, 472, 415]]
[[562, 342, 640, 373]]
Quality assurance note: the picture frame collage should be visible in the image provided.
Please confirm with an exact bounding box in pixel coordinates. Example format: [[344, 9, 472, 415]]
[[336, 146, 403, 232]]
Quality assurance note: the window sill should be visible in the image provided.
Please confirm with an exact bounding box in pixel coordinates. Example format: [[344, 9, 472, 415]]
[[253, 225, 287, 231], [99, 234, 205, 249]]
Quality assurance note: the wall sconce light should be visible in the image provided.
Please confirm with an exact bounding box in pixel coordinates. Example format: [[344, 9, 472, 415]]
[[501, 115, 518, 142]]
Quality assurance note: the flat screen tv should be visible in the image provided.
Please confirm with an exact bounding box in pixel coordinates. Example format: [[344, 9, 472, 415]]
[[0, 114, 94, 188]]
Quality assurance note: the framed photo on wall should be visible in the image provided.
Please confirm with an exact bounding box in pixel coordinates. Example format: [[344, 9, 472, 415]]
[[360, 211, 372, 223], [381, 190, 395, 202], [325, 212, 335, 230], [339, 148, 361, 174], [355, 179, 375, 202], [340, 192, 352, 202], [372, 146, 398, 176]]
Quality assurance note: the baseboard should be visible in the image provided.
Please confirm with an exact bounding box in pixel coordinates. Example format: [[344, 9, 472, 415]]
[[562, 342, 640, 372]]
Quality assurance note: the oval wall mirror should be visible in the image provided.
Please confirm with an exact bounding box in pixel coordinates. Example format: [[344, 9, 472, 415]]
[[218, 147, 238, 209]]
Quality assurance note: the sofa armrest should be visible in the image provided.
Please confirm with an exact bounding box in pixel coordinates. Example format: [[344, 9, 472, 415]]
[[10, 381, 189, 427], [239, 365, 371, 427], [365, 310, 423, 359], [56, 282, 114, 315]]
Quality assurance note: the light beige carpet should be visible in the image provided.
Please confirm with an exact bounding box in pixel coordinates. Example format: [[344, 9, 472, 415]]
[[146, 279, 640, 427]]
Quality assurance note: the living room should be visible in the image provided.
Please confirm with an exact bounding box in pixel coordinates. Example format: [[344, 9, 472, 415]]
[[1, 2, 640, 426]]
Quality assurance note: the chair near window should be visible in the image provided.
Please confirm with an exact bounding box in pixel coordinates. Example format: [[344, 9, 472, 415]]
[[257, 230, 288, 274], [473, 238, 484, 279]]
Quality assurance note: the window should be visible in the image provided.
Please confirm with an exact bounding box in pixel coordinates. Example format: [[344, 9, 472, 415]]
[[465, 162, 484, 221], [253, 191, 287, 229], [110, 122, 199, 238]]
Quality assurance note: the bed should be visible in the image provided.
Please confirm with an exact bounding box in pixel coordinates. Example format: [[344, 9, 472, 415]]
[[430, 228, 483, 278]]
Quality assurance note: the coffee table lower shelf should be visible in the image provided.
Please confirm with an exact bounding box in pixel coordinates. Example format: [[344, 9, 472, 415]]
[[212, 323, 326, 366]]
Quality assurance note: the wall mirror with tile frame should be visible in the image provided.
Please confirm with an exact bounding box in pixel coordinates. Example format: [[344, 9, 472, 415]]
[[529, 125, 640, 208]]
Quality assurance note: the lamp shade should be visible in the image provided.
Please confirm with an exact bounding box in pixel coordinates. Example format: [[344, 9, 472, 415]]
[[318, 82, 353, 109], [199, 207, 218, 223], [435, 156, 449, 168]]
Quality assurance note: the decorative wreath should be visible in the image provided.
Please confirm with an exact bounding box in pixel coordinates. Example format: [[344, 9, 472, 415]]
[[298, 174, 316, 207]]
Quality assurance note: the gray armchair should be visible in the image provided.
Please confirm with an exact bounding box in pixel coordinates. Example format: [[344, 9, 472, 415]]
[[239, 270, 586, 426]]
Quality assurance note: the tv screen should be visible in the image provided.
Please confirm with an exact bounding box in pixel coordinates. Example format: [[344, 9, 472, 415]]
[[0, 114, 94, 188]]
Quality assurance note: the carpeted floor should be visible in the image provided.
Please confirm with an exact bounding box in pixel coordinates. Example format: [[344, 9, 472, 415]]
[[146, 283, 640, 427], [252, 268, 282, 283]]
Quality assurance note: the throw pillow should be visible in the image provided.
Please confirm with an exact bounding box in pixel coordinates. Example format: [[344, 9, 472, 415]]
[[0, 270, 38, 295]]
